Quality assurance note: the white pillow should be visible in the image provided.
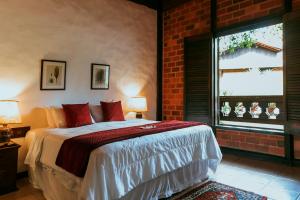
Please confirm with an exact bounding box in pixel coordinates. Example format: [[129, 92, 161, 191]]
[[44, 108, 56, 128], [91, 115, 95, 123], [50, 107, 67, 128], [89, 104, 104, 123]]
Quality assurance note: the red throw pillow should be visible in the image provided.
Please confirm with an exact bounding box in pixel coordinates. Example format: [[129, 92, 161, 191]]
[[101, 101, 125, 121], [62, 103, 92, 128]]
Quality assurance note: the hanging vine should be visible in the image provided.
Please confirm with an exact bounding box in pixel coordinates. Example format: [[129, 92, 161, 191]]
[[219, 23, 283, 56]]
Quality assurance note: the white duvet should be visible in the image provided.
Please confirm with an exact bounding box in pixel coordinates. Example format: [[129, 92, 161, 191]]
[[25, 119, 222, 200]]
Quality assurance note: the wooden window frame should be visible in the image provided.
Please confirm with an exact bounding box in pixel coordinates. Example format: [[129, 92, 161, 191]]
[[214, 18, 286, 131]]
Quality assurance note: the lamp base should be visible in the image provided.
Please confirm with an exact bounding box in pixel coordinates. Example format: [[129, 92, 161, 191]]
[[136, 112, 143, 119]]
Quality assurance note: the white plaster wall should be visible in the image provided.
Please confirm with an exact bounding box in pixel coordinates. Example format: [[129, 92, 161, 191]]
[[220, 49, 283, 69], [219, 70, 283, 96], [0, 0, 157, 172], [0, 0, 157, 129]]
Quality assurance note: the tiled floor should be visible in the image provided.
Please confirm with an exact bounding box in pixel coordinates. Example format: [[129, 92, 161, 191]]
[[1, 154, 300, 200], [214, 154, 300, 200]]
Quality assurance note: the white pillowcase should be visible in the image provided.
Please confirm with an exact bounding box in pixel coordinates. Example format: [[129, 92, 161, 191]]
[[89, 104, 104, 123], [45, 108, 56, 128], [50, 107, 67, 128]]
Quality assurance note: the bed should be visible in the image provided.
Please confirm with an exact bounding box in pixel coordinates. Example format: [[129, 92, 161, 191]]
[[25, 119, 222, 200]]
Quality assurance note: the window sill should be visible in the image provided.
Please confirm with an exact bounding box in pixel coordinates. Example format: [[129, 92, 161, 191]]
[[215, 124, 285, 136]]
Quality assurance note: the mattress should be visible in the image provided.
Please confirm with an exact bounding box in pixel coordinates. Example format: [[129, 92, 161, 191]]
[[25, 119, 222, 200]]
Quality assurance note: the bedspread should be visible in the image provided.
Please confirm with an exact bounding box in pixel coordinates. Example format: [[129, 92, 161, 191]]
[[25, 119, 222, 200]]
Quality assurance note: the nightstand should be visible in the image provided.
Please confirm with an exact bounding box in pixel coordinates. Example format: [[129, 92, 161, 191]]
[[0, 142, 20, 195]]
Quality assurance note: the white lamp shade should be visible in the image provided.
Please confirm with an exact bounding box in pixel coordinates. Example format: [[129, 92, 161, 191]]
[[128, 97, 148, 112], [0, 100, 21, 125]]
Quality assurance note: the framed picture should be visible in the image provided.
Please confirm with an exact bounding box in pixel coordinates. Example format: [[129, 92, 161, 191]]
[[91, 63, 110, 90], [40, 60, 66, 90]]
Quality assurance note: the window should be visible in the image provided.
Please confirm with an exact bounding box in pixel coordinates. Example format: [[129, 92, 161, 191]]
[[216, 23, 284, 130]]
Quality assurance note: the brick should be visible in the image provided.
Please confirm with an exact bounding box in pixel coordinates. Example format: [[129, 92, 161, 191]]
[[246, 137, 258, 144], [227, 5, 240, 12], [240, 142, 255, 151], [268, 146, 285, 157], [255, 144, 269, 153], [277, 140, 284, 147], [294, 0, 300, 10], [233, 10, 245, 17], [259, 138, 277, 146], [218, 0, 232, 9], [240, 0, 253, 8], [163, 0, 284, 122], [253, 0, 268, 3]]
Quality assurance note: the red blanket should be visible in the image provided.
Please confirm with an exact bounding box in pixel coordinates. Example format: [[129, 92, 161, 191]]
[[55, 120, 204, 177]]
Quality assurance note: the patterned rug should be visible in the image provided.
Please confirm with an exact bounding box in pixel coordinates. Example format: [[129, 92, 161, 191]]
[[169, 181, 267, 200]]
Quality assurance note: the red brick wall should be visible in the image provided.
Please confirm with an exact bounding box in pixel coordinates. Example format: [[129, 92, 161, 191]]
[[294, 0, 300, 9], [162, 0, 299, 157], [163, 0, 287, 120], [216, 129, 285, 156], [163, 0, 210, 120], [217, 0, 284, 28]]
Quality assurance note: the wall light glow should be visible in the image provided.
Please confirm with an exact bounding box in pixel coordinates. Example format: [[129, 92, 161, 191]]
[[121, 83, 142, 97], [0, 80, 26, 100]]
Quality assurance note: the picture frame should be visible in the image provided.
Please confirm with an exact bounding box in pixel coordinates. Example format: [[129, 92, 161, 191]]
[[40, 59, 67, 90], [91, 63, 110, 90]]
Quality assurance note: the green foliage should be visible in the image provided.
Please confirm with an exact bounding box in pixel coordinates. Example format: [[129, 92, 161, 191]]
[[226, 31, 256, 54], [219, 23, 283, 55]]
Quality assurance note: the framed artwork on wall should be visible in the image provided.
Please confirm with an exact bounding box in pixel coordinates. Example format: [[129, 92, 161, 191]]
[[91, 63, 110, 90], [40, 59, 66, 90]]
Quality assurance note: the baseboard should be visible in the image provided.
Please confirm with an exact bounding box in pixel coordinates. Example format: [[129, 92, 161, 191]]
[[17, 171, 28, 179], [221, 147, 288, 164], [293, 159, 300, 166]]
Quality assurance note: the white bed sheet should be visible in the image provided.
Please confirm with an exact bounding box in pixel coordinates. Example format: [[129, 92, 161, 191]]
[[25, 119, 222, 200]]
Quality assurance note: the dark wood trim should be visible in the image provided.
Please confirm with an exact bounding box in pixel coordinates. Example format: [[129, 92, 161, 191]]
[[0, 143, 20, 195], [17, 171, 28, 179], [294, 159, 300, 166], [90, 63, 110, 90], [211, 0, 217, 127], [219, 96, 285, 125], [184, 33, 213, 124], [285, 0, 292, 12], [211, 0, 217, 35], [162, 0, 191, 11], [221, 147, 288, 164], [40, 59, 67, 91], [284, 134, 294, 164], [128, 0, 158, 10], [156, 2, 163, 121], [283, 7, 289, 164], [284, 10, 300, 165]]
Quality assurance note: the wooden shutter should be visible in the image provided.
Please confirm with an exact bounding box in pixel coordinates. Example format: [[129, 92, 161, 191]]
[[184, 35, 212, 124], [285, 11, 300, 135]]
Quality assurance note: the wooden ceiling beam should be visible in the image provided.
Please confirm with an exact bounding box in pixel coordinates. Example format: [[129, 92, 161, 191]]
[[162, 0, 191, 11], [129, 0, 158, 10]]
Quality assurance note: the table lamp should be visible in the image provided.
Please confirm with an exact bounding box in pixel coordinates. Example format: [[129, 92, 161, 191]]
[[128, 97, 148, 119], [0, 100, 21, 143]]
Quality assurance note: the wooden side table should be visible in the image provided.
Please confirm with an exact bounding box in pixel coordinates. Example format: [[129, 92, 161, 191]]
[[0, 142, 20, 195]]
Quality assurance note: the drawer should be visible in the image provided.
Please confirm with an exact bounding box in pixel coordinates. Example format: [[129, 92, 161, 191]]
[[0, 153, 5, 161], [0, 147, 18, 163], [0, 168, 15, 184], [0, 143, 19, 195]]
